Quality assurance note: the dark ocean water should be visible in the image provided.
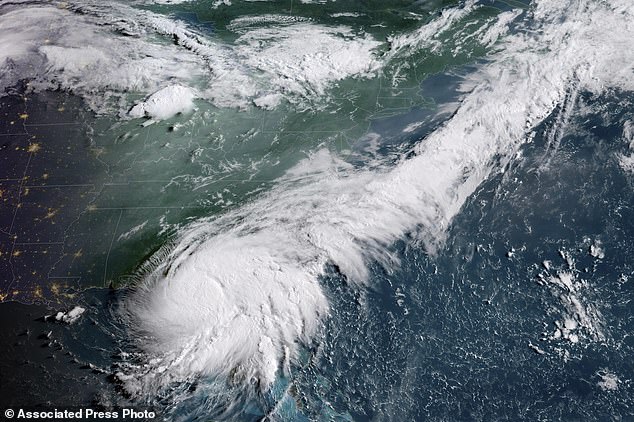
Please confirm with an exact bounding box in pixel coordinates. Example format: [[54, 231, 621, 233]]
[[290, 91, 634, 421]]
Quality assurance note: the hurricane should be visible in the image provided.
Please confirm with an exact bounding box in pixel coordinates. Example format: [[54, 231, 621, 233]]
[[1, 0, 633, 420]]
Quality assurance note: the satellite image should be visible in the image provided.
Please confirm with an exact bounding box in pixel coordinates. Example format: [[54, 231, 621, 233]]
[[0, 0, 633, 420]]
